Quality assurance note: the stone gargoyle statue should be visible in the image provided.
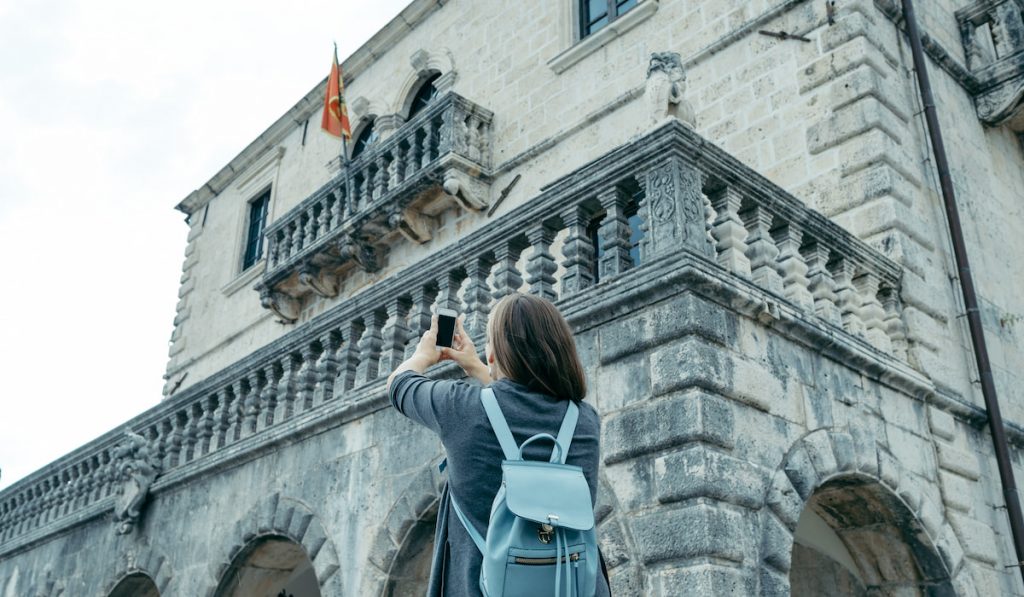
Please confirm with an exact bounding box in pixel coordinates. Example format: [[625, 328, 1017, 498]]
[[111, 430, 161, 535], [646, 51, 695, 127]]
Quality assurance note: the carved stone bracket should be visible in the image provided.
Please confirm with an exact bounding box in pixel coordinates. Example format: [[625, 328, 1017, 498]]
[[111, 430, 161, 535], [298, 262, 339, 298], [388, 207, 433, 244], [443, 169, 489, 211], [337, 234, 382, 273], [957, 0, 1024, 130], [257, 283, 300, 323]]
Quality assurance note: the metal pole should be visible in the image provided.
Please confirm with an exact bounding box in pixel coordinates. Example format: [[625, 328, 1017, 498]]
[[900, 0, 1024, 582]]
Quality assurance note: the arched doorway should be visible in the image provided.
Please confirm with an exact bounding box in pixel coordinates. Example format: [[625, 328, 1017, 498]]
[[386, 510, 437, 596], [108, 572, 159, 597], [790, 477, 954, 596], [214, 535, 320, 597]]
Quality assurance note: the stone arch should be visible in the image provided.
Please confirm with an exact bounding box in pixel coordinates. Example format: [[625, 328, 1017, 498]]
[[203, 493, 340, 597], [362, 458, 446, 596], [394, 48, 457, 118], [101, 545, 172, 596], [105, 573, 159, 597], [758, 427, 965, 596]]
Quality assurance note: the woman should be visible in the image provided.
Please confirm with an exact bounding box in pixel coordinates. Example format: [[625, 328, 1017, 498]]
[[387, 292, 610, 597]]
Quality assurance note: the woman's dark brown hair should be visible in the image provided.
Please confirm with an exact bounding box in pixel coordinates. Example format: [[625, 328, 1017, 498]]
[[488, 293, 587, 401]]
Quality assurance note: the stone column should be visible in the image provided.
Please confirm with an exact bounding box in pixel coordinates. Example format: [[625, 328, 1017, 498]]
[[526, 224, 557, 301], [560, 204, 596, 297]]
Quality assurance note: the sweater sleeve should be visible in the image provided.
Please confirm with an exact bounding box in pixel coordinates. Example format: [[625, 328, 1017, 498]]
[[389, 370, 474, 436]]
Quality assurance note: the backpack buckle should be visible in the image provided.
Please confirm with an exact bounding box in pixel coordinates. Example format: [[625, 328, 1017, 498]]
[[538, 523, 555, 544]]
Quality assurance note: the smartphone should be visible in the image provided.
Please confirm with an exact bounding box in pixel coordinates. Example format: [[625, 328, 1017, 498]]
[[436, 308, 458, 348]]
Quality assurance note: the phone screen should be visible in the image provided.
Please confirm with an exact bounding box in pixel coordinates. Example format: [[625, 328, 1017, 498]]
[[436, 311, 457, 348]]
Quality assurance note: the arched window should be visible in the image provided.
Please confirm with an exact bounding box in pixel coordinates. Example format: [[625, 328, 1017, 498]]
[[214, 535, 321, 597], [407, 73, 442, 120], [351, 118, 379, 159]]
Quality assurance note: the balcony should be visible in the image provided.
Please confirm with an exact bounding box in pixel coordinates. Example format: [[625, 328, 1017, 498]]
[[258, 91, 495, 322], [0, 122, 917, 554], [957, 0, 1024, 129]]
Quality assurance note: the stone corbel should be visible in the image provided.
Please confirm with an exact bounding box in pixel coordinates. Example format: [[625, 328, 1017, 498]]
[[388, 207, 434, 244], [298, 262, 339, 298], [257, 283, 300, 323], [443, 170, 489, 212], [337, 234, 382, 273], [977, 80, 1024, 130], [111, 430, 161, 535]]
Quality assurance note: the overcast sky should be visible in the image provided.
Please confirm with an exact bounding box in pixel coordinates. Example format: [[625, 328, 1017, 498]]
[[0, 0, 411, 490]]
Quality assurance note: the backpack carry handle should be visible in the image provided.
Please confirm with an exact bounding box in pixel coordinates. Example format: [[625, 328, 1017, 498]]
[[518, 433, 563, 462]]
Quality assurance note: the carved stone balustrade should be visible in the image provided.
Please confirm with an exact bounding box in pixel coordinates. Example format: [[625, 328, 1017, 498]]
[[259, 92, 494, 322], [0, 122, 912, 556]]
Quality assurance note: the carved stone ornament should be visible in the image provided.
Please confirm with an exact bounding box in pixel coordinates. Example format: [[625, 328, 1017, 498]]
[[443, 170, 489, 211], [111, 430, 161, 535], [257, 283, 300, 323], [298, 262, 339, 298], [646, 52, 696, 127], [336, 234, 382, 273], [388, 207, 433, 244]]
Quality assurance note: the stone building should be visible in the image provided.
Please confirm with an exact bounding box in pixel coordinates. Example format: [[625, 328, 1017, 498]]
[[1, 0, 1023, 594]]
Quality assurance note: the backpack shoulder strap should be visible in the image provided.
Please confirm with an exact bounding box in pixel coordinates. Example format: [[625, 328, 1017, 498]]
[[552, 401, 580, 464], [449, 493, 486, 554], [480, 387, 519, 461]]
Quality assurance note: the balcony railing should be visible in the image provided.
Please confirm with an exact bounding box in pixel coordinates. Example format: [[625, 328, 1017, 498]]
[[0, 122, 911, 554], [259, 92, 494, 322]]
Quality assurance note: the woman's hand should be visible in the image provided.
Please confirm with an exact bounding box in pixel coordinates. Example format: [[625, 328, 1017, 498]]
[[387, 315, 443, 393], [440, 316, 492, 385]]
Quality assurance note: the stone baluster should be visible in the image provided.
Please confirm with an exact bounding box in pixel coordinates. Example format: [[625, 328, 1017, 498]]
[[406, 285, 437, 359], [742, 205, 784, 296], [33, 481, 50, 527], [355, 311, 385, 385], [526, 225, 558, 301], [388, 150, 401, 188], [709, 187, 752, 278], [358, 171, 372, 209], [559, 205, 596, 298], [773, 223, 813, 310], [380, 299, 411, 374], [421, 122, 436, 167], [295, 344, 320, 413], [56, 472, 71, 519], [158, 418, 178, 471], [491, 239, 525, 300], [84, 456, 100, 506], [855, 272, 892, 352], [241, 375, 260, 439], [468, 115, 483, 162], [211, 387, 231, 452], [373, 157, 387, 200], [95, 449, 112, 501], [259, 364, 279, 430], [464, 256, 496, 336], [438, 107, 454, 154], [289, 221, 303, 258], [881, 288, 908, 360], [408, 133, 422, 177], [803, 243, 841, 325], [316, 201, 330, 239], [313, 331, 341, 404], [182, 404, 200, 463], [831, 259, 867, 337], [73, 463, 88, 511], [436, 270, 464, 311], [330, 188, 344, 229], [267, 232, 279, 268], [279, 226, 293, 264], [197, 394, 216, 457], [303, 208, 317, 247], [597, 186, 634, 280], [275, 355, 298, 423], [338, 320, 364, 393]]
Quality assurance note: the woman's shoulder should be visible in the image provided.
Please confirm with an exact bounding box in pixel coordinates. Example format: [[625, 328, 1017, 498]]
[[575, 399, 602, 429]]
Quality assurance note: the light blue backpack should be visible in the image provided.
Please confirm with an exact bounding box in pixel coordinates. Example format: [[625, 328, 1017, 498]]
[[450, 388, 600, 597]]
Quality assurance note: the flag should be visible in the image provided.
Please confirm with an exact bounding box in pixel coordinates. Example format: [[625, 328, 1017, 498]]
[[321, 45, 351, 140]]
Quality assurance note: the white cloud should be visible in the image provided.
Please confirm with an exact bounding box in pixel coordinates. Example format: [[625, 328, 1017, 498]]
[[0, 0, 411, 490]]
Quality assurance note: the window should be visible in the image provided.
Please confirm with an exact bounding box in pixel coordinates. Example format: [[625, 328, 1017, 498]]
[[407, 73, 441, 120], [242, 189, 270, 270], [351, 118, 379, 159], [580, 0, 638, 38]]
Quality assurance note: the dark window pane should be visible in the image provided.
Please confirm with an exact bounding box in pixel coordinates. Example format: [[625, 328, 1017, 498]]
[[408, 73, 441, 119], [588, 217, 604, 284], [588, 0, 608, 18], [627, 211, 643, 267], [581, 0, 610, 37], [351, 119, 378, 159], [243, 190, 270, 270], [617, 0, 637, 14]]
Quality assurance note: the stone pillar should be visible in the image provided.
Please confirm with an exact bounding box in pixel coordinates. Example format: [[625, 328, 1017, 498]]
[[639, 155, 714, 262], [560, 204, 596, 297], [526, 224, 558, 301], [597, 186, 633, 279]]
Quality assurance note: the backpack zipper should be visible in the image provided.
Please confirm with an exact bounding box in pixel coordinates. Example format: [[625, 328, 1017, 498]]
[[513, 552, 580, 565]]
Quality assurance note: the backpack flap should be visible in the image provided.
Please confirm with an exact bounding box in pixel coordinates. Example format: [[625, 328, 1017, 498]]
[[502, 461, 595, 531]]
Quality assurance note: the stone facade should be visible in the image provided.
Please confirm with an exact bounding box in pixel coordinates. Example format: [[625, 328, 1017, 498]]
[[1, 0, 1023, 595]]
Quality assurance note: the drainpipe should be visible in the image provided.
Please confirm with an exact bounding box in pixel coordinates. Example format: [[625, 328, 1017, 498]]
[[900, 0, 1024, 583]]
